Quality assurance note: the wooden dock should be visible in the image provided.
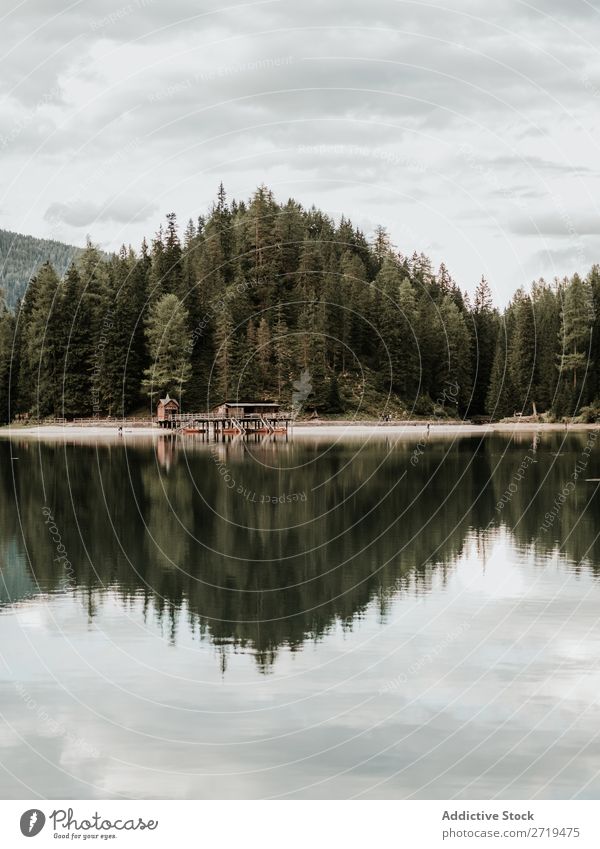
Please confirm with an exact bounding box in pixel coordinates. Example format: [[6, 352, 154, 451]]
[[155, 412, 294, 439]]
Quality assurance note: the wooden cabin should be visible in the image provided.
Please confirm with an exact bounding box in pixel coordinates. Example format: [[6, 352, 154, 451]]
[[211, 401, 281, 418], [156, 393, 180, 421]]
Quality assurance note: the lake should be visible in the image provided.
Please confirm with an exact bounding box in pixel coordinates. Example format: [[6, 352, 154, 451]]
[[1, 430, 599, 799]]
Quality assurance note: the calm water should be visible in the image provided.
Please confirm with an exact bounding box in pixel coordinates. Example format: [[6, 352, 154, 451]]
[[1, 430, 600, 799]]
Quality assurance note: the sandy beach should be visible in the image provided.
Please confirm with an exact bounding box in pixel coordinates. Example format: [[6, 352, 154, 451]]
[[1, 421, 598, 440]]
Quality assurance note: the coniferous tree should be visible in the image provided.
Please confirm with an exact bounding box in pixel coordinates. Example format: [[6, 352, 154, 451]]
[[557, 273, 594, 405], [438, 296, 472, 413], [531, 279, 560, 412], [486, 324, 515, 419], [510, 290, 537, 413], [396, 278, 420, 400], [471, 276, 498, 415], [142, 293, 191, 402], [273, 305, 293, 400], [256, 317, 272, 390], [0, 294, 14, 423], [60, 264, 93, 418], [21, 262, 62, 418], [78, 238, 109, 341], [586, 265, 600, 401], [375, 257, 404, 394], [4, 185, 600, 423], [213, 304, 235, 402]]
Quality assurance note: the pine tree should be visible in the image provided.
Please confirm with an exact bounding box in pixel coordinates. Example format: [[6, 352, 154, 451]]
[[587, 265, 600, 401], [341, 251, 369, 363], [558, 272, 594, 401], [438, 296, 472, 413], [486, 322, 515, 419], [471, 276, 498, 415], [297, 240, 324, 302], [297, 300, 327, 409], [531, 279, 560, 411], [212, 304, 235, 402], [60, 264, 93, 417], [375, 257, 404, 394], [396, 279, 420, 399], [273, 305, 293, 400], [0, 302, 15, 424], [21, 262, 62, 418], [373, 225, 392, 265], [77, 237, 109, 341], [142, 294, 191, 402], [510, 290, 537, 413], [95, 248, 151, 416]]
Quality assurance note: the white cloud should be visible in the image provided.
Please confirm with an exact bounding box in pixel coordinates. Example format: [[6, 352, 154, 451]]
[[1, 0, 600, 303], [44, 198, 157, 227]]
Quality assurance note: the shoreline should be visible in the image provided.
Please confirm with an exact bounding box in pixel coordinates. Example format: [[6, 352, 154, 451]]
[[1, 421, 598, 440]]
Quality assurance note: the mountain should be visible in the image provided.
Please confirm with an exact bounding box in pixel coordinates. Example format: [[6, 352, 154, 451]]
[[0, 228, 83, 308]]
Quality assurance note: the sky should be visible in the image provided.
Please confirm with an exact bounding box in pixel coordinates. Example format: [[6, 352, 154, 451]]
[[1, 0, 600, 305]]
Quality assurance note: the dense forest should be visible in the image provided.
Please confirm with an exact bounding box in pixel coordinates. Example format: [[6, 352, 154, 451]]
[[0, 184, 598, 423], [0, 228, 83, 309]]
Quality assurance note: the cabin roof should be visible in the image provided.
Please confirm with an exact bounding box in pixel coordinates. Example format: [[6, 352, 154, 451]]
[[158, 393, 179, 406]]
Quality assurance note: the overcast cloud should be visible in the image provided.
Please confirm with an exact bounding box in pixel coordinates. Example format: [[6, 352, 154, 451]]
[[1, 0, 600, 303]]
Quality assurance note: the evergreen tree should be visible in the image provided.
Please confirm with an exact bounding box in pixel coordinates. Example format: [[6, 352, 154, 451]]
[[213, 304, 235, 401], [510, 290, 537, 413], [60, 264, 93, 417], [531, 279, 560, 412], [21, 262, 62, 418], [471, 276, 498, 415], [438, 296, 472, 413], [142, 294, 191, 402], [557, 272, 594, 402], [273, 305, 293, 400], [0, 300, 15, 423], [4, 184, 600, 424], [486, 324, 515, 419], [96, 249, 150, 416], [78, 238, 109, 340], [256, 316, 272, 390]]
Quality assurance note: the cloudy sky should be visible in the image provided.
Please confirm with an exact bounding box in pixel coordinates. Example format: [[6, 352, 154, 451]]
[[1, 0, 600, 303]]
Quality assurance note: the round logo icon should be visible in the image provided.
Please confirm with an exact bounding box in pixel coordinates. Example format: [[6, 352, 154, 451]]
[[19, 810, 46, 837]]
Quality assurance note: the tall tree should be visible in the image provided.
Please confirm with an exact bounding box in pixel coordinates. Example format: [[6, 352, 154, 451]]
[[0, 295, 15, 423], [510, 290, 537, 413], [557, 272, 594, 399], [486, 322, 515, 419], [213, 304, 236, 402], [142, 294, 191, 402], [20, 262, 62, 418], [438, 296, 472, 413], [60, 264, 93, 417], [470, 276, 498, 415]]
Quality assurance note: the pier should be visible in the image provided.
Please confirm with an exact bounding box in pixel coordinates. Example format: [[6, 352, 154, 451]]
[[155, 411, 294, 438], [155, 397, 293, 439]]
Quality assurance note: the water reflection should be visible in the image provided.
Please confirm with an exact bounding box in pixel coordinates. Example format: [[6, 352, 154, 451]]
[[1, 431, 599, 669]]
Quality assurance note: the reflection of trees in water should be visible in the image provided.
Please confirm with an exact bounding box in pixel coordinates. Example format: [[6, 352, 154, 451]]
[[1, 432, 598, 668], [487, 431, 600, 568]]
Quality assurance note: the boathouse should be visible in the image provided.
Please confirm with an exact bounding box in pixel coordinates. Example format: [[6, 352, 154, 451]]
[[211, 401, 281, 418], [156, 393, 180, 422]]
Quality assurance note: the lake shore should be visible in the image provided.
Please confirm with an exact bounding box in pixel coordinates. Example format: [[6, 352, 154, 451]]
[[2, 420, 599, 439]]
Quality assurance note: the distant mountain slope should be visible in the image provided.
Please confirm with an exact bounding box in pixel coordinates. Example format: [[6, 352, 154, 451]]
[[0, 229, 83, 308]]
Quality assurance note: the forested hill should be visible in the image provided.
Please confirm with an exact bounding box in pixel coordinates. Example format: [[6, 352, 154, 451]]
[[0, 185, 599, 424], [0, 229, 83, 308]]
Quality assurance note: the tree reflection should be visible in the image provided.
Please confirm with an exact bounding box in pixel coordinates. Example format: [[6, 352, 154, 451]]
[[1, 431, 598, 669]]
